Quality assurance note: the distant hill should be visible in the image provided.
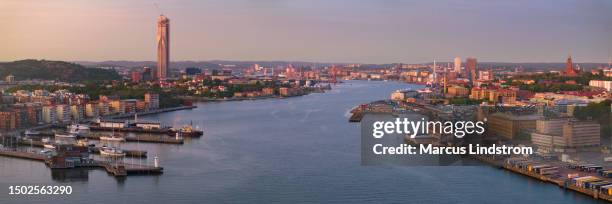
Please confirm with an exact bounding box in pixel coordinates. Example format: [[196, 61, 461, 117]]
[[0, 59, 120, 82]]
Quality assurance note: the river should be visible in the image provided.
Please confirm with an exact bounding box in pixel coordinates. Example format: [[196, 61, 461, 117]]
[[0, 80, 604, 203]]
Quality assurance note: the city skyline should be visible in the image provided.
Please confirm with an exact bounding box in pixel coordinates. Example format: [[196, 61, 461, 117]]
[[1, 0, 611, 63]]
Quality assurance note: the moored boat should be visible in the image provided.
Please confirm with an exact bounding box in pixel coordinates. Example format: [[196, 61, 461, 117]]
[[100, 134, 125, 142], [68, 124, 90, 135], [100, 146, 126, 157], [25, 129, 41, 136], [55, 132, 77, 139]]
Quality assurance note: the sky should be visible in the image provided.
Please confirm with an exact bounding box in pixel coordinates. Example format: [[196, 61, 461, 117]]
[[1, 0, 611, 64]]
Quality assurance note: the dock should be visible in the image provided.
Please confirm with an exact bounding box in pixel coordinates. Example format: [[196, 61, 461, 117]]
[[109, 105, 197, 119], [0, 149, 162, 177], [471, 155, 612, 202], [18, 140, 148, 158], [81, 133, 184, 144]]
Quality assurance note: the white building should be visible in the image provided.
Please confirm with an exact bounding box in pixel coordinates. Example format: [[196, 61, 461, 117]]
[[589, 80, 612, 91]]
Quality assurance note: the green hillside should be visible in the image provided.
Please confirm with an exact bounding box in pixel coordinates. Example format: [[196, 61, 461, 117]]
[[0, 59, 120, 82]]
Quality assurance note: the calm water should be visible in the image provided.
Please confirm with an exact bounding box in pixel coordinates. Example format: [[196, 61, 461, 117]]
[[0, 81, 604, 203]]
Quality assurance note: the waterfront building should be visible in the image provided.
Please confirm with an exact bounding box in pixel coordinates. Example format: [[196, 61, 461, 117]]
[[157, 15, 170, 79], [97, 102, 110, 116], [145, 93, 159, 109], [122, 99, 138, 114], [70, 105, 84, 121], [446, 85, 469, 97], [563, 120, 600, 149], [42, 105, 56, 124], [454, 57, 461, 73], [85, 102, 99, 118], [262, 88, 274, 96], [55, 104, 71, 123], [531, 118, 567, 154], [390, 90, 418, 101], [0, 111, 17, 131], [487, 112, 538, 140], [279, 87, 304, 97], [110, 100, 125, 114], [136, 100, 148, 112]]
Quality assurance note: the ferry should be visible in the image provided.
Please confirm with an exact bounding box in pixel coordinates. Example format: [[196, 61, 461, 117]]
[[100, 134, 125, 142], [100, 146, 126, 157]]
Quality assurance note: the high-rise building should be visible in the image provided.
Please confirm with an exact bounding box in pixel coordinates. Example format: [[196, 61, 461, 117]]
[[157, 15, 170, 79], [454, 57, 461, 73], [465, 57, 478, 84]]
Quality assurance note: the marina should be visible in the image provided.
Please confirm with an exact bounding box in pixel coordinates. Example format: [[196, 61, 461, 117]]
[[0, 149, 162, 176]]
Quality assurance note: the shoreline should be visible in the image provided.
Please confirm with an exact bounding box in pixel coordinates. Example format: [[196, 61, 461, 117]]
[[471, 155, 612, 202]]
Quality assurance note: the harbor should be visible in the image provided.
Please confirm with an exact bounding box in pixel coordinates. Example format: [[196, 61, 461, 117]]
[[0, 149, 162, 177], [0, 106, 202, 178], [472, 155, 612, 202]]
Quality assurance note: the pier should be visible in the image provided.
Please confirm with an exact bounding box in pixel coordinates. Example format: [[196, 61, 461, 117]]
[[0, 149, 162, 177], [108, 105, 197, 119], [80, 133, 184, 144], [471, 155, 612, 202], [18, 140, 148, 158]]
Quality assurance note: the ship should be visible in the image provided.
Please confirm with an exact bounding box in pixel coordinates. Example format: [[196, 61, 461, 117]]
[[100, 146, 126, 157]]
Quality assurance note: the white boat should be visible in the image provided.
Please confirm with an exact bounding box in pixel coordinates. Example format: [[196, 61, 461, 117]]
[[55, 132, 77, 139], [43, 144, 56, 149], [68, 124, 90, 130], [42, 138, 55, 149], [100, 134, 125, 142], [68, 124, 90, 135], [100, 146, 126, 157], [25, 129, 40, 136]]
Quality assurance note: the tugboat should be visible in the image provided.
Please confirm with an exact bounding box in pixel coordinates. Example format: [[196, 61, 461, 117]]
[[171, 122, 203, 137], [100, 146, 126, 157]]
